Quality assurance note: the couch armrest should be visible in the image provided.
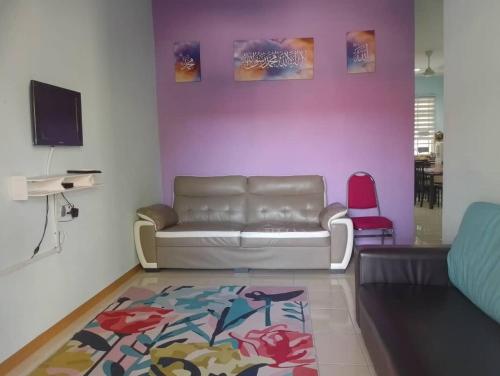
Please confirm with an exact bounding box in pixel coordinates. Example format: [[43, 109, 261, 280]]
[[356, 246, 451, 287], [329, 217, 354, 271], [319, 202, 348, 231], [136, 204, 178, 231], [320, 203, 352, 271], [134, 220, 158, 270], [355, 245, 451, 327]]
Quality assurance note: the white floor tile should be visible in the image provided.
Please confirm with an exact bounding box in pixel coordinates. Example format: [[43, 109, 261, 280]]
[[308, 287, 348, 309], [249, 276, 294, 286], [356, 334, 374, 367], [319, 364, 372, 376], [250, 269, 295, 277], [295, 277, 338, 291], [314, 332, 366, 365], [415, 206, 442, 244], [294, 270, 337, 279], [311, 309, 355, 334], [143, 270, 252, 287]]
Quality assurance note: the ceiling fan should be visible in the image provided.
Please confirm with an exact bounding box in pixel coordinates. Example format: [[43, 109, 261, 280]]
[[423, 50, 435, 76]]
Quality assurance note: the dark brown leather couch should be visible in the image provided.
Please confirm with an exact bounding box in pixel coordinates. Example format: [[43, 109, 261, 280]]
[[356, 246, 500, 376]]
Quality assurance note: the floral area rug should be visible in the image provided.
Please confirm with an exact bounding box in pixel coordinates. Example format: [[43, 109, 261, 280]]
[[31, 285, 318, 376]]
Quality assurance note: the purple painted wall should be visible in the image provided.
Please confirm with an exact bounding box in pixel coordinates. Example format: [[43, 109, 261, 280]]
[[153, 0, 415, 243]]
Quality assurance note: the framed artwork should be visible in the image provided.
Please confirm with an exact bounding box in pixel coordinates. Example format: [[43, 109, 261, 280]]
[[346, 30, 376, 73], [174, 41, 201, 82], [234, 38, 314, 81]]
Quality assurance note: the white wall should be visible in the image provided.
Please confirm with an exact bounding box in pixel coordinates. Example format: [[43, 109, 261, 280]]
[[0, 0, 161, 361], [443, 0, 500, 242]]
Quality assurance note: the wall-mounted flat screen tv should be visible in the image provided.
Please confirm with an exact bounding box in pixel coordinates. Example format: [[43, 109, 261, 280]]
[[30, 80, 83, 146]]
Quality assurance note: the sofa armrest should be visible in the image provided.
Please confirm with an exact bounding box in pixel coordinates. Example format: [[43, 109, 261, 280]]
[[319, 202, 348, 231], [134, 220, 158, 270], [320, 203, 352, 271], [136, 204, 178, 231], [356, 246, 451, 287], [329, 218, 354, 271], [355, 245, 451, 327]]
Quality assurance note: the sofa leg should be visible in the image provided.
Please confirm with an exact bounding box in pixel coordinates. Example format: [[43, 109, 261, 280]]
[[144, 268, 160, 273], [233, 268, 250, 273], [330, 269, 347, 274]]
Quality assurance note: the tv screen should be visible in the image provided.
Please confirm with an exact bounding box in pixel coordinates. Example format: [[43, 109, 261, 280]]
[[30, 80, 83, 146]]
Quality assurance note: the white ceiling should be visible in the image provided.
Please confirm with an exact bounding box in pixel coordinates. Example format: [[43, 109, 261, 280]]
[[415, 0, 443, 75]]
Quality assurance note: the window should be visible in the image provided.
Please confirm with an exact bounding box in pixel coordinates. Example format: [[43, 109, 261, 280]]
[[414, 96, 436, 155]]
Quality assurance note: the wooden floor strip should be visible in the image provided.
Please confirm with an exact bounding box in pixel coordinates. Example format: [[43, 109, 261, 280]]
[[0, 264, 142, 374]]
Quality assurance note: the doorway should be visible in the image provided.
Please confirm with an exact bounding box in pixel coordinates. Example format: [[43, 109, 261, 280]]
[[414, 0, 444, 245]]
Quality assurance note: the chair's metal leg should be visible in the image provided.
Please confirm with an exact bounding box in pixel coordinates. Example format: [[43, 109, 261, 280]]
[[392, 230, 396, 245], [381, 230, 385, 245]]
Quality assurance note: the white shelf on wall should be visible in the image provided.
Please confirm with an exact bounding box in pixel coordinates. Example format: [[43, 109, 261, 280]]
[[8, 173, 102, 201]]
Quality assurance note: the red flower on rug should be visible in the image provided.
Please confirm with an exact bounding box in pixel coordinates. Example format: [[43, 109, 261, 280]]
[[96, 306, 172, 335], [230, 324, 315, 368]]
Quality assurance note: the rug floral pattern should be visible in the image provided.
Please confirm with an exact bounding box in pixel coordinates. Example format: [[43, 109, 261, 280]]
[[31, 285, 318, 376]]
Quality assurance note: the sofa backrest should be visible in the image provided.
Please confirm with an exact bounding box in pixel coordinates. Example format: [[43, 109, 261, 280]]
[[174, 176, 247, 224], [246, 175, 325, 224], [173, 175, 326, 225], [448, 202, 500, 324]]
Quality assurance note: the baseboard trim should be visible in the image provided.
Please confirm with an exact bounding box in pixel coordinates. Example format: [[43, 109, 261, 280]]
[[0, 264, 142, 374]]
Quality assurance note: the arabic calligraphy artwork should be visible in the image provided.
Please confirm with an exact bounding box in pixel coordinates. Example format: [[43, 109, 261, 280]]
[[234, 38, 314, 81], [174, 41, 201, 82], [346, 30, 376, 73]]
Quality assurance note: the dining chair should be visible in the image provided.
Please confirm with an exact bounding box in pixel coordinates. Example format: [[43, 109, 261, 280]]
[[347, 172, 395, 245]]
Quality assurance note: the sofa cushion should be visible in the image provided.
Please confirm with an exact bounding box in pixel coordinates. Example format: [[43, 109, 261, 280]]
[[247, 175, 324, 195], [173, 175, 247, 224], [174, 175, 247, 196], [448, 202, 500, 323], [174, 195, 246, 224], [241, 222, 330, 248], [247, 176, 325, 224], [358, 284, 500, 376], [156, 222, 243, 247]]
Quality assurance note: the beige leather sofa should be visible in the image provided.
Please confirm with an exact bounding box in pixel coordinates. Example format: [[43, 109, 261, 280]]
[[134, 175, 353, 271]]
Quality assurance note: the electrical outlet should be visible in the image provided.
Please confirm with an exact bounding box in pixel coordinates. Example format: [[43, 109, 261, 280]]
[[60, 204, 72, 217]]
